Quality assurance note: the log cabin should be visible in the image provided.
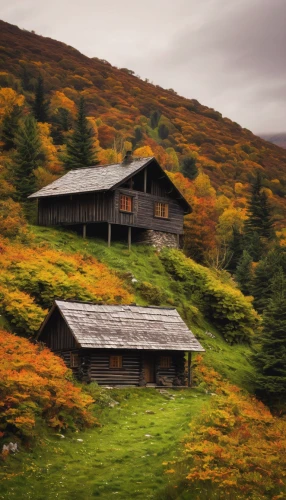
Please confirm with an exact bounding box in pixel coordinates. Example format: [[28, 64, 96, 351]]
[[29, 153, 191, 248], [37, 300, 204, 387]]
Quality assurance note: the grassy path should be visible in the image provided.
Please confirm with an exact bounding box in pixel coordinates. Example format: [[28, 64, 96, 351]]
[[1, 389, 209, 500]]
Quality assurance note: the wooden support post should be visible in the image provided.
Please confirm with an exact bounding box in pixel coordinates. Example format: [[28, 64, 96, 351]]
[[177, 233, 180, 248], [128, 226, 131, 251], [83, 224, 86, 239], [108, 223, 111, 248], [144, 168, 147, 193], [188, 352, 192, 387]]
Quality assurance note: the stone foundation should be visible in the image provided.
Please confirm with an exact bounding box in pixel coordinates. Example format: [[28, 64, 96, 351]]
[[136, 230, 179, 249]]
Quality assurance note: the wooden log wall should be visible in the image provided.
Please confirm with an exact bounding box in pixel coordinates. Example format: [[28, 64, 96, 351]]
[[88, 349, 141, 386], [44, 345, 187, 387]]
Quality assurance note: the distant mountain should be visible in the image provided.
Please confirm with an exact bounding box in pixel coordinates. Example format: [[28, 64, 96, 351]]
[[259, 133, 286, 150]]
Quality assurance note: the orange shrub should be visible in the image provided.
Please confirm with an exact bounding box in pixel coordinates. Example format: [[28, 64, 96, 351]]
[[0, 329, 96, 439], [165, 356, 286, 500]]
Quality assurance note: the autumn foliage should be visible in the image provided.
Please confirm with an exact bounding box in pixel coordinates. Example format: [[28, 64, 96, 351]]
[[0, 329, 96, 440], [165, 355, 286, 499], [0, 236, 133, 335], [0, 19, 285, 221], [160, 249, 258, 343]]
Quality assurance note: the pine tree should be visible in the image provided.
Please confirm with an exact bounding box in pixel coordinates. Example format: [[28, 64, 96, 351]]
[[33, 75, 48, 122], [227, 224, 244, 272], [260, 190, 273, 239], [181, 156, 198, 180], [150, 110, 160, 129], [253, 268, 286, 411], [1, 105, 22, 150], [243, 231, 264, 262], [235, 250, 253, 295], [245, 171, 273, 240], [64, 97, 97, 170], [252, 247, 286, 313], [13, 115, 42, 203]]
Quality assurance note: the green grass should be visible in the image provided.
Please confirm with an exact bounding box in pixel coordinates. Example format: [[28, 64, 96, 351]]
[[0, 388, 209, 500], [30, 226, 257, 391], [0, 227, 260, 498]]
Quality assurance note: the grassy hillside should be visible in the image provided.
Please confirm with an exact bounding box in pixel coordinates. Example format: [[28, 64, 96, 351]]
[[0, 228, 285, 499], [0, 388, 210, 500], [0, 225, 256, 390]]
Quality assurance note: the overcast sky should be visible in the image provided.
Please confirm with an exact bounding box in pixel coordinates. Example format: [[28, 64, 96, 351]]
[[1, 0, 285, 134]]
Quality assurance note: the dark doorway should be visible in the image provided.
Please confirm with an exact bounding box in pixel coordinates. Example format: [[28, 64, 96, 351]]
[[144, 355, 155, 383]]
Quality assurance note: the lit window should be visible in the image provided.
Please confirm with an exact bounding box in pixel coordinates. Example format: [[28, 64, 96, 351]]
[[110, 355, 123, 369], [160, 356, 172, 368], [155, 202, 169, 218], [70, 352, 79, 368], [120, 195, 132, 212]]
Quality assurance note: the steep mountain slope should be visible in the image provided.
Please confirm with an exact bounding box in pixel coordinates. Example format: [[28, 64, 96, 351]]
[[0, 19, 286, 211]]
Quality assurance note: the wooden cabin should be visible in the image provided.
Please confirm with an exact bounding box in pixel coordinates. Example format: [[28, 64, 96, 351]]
[[29, 154, 191, 248], [38, 300, 204, 387]]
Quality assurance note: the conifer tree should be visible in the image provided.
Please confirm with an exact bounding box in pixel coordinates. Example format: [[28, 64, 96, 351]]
[[33, 75, 48, 122], [13, 115, 42, 203], [235, 250, 253, 295], [227, 225, 244, 272], [181, 156, 198, 180], [243, 231, 264, 262], [252, 247, 286, 313], [253, 268, 286, 411], [1, 105, 22, 150], [64, 97, 97, 170], [245, 172, 273, 240]]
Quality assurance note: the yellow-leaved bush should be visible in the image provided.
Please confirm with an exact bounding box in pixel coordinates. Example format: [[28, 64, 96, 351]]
[[0, 237, 133, 336], [160, 249, 259, 343]]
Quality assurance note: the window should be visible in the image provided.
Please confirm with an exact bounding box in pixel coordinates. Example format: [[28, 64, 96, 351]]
[[70, 352, 79, 368], [120, 194, 132, 212], [160, 356, 172, 368], [154, 202, 169, 219], [110, 355, 123, 369]]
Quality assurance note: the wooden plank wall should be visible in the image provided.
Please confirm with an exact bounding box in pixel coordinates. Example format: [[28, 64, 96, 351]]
[[37, 167, 185, 234], [39, 309, 77, 350], [114, 188, 185, 234], [38, 192, 114, 226]]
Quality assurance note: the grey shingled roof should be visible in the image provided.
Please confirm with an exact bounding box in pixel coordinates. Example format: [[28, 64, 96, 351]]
[[52, 300, 204, 351], [29, 157, 153, 198]]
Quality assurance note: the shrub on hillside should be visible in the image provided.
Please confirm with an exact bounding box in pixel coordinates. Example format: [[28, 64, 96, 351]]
[[138, 281, 167, 305], [160, 249, 259, 343], [0, 198, 27, 238], [0, 238, 133, 335], [0, 330, 96, 441], [165, 356, 286, 500]]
